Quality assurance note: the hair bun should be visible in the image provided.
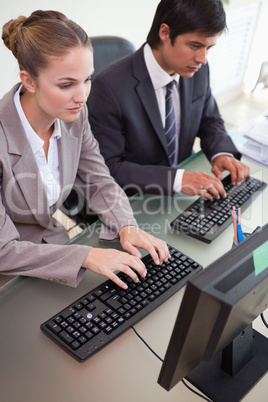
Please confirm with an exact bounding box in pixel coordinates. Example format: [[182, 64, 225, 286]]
[[1, 10, 91, 78], [2, 16, 27, 58]]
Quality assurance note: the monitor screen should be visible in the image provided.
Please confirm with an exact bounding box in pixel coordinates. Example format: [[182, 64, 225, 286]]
[[158, 223, 268, 402]]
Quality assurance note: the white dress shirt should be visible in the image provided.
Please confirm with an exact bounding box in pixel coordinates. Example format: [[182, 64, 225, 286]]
[[14, 85, 61, 207], [144, 43, 184, 193], [144, 44, 233, 194]]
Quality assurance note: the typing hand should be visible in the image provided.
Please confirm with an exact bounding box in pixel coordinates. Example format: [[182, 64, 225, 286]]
[[82, 248, 147, 289], [211, 155, 250, 185], [119, 225, 170, 265], [181, 171, 226, 200]]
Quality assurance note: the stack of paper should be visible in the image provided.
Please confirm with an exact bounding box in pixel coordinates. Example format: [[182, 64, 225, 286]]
[[237, 110, 268, 167]]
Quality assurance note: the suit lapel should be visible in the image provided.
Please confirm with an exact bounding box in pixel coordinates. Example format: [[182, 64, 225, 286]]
[[12, 150, 51, 227], [2, 86, 51, 227], [133, 46, 170, 161], [178, 77, 192, 162], [5, 125, 51, 227]]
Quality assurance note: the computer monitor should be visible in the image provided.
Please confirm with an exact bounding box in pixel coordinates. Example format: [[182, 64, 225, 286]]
[[158, 223, 268, 402]]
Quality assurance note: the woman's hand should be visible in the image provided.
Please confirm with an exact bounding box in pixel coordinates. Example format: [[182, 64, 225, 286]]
[[119, 225, 170, 265], [82, 226, 170, 289], [82, 247, 147, 289]]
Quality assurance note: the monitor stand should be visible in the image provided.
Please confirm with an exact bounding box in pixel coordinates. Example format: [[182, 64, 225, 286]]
[[185, 325, 268, 402]]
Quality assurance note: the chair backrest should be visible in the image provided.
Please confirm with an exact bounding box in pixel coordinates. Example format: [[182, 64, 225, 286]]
[[90, 36, 135, 78]]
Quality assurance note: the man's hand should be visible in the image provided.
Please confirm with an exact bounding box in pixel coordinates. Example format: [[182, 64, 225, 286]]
[[211, 155, 250, 185], [181, 171, 226, 200]]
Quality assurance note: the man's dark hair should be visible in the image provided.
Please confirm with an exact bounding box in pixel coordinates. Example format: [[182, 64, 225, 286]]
[[147, 0, 227, 48]]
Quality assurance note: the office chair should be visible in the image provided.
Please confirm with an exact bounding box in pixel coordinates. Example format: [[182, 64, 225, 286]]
[[90, 35, 136, 78], [60, 36, 136, 228]]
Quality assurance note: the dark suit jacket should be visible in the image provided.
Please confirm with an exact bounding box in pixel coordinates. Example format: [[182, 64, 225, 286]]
[[0, 84, 137, 286], [88, 45, 240, 196]]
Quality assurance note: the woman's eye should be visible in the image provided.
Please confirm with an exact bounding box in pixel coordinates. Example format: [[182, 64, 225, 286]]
[[59, 83, 72, 89]]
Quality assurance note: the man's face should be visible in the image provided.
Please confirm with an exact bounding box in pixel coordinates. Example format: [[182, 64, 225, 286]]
[[154, 27, 219, 77]]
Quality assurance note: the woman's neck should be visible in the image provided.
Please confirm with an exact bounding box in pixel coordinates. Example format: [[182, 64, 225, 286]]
[[20, 90, 55, 139]]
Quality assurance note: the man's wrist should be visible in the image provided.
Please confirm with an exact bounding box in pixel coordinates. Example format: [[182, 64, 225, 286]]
[[211, 152, 234, 163]]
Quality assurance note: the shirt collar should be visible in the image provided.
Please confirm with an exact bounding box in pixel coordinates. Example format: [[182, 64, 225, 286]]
[[143, 43, 180, 90], [14, 84, 62, 154]]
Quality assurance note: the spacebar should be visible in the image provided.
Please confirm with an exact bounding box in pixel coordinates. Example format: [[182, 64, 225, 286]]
[[106, 295, 122, 310]]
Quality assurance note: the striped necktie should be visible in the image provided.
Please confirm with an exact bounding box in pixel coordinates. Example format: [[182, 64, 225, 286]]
[[165, 80, 177, 166]]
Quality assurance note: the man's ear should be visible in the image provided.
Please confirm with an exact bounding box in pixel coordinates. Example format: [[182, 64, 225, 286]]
[[159, 23, 171, 43], [19, 70, 37, 93]]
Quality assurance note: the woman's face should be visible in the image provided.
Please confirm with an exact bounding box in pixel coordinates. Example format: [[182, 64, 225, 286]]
[[30, 46, 94, 123]]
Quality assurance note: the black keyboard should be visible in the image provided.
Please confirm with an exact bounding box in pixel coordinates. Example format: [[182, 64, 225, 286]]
[[41, 245, 202, 362], [171, 175, 266, 243]]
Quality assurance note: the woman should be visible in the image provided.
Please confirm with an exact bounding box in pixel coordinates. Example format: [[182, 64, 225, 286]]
[[0, 10, 169, 289]]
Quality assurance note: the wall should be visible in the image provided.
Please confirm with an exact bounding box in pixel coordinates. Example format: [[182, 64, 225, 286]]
[[0, 0, 267, 99]]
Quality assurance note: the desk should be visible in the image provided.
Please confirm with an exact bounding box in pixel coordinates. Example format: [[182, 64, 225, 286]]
[[0, 151, 267, 402]]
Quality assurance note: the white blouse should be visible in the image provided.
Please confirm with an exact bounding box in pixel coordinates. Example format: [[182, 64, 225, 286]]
[[14, 85, 61, 207]]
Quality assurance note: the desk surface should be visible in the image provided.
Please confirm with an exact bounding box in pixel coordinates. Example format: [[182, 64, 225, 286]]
[[1, 150, 267, 402]]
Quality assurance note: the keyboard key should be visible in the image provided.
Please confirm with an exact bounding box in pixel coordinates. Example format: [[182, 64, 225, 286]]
[[47, 322, 61, 334], [59, 331, 74, 344], [106, 295, 122, 310]]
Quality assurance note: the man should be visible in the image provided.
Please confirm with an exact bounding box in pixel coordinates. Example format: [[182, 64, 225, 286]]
[[87, 0, 249, 200]]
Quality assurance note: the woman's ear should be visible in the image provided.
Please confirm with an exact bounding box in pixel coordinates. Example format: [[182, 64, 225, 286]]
[[19, 70, 37, 93]]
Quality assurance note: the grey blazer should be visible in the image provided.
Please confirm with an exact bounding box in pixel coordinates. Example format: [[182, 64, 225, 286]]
[[0, 84, 137, 287], [88, 45, 241, 196]]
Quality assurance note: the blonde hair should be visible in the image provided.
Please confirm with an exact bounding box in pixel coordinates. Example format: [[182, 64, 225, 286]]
[[2, 10, 92, 78]]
